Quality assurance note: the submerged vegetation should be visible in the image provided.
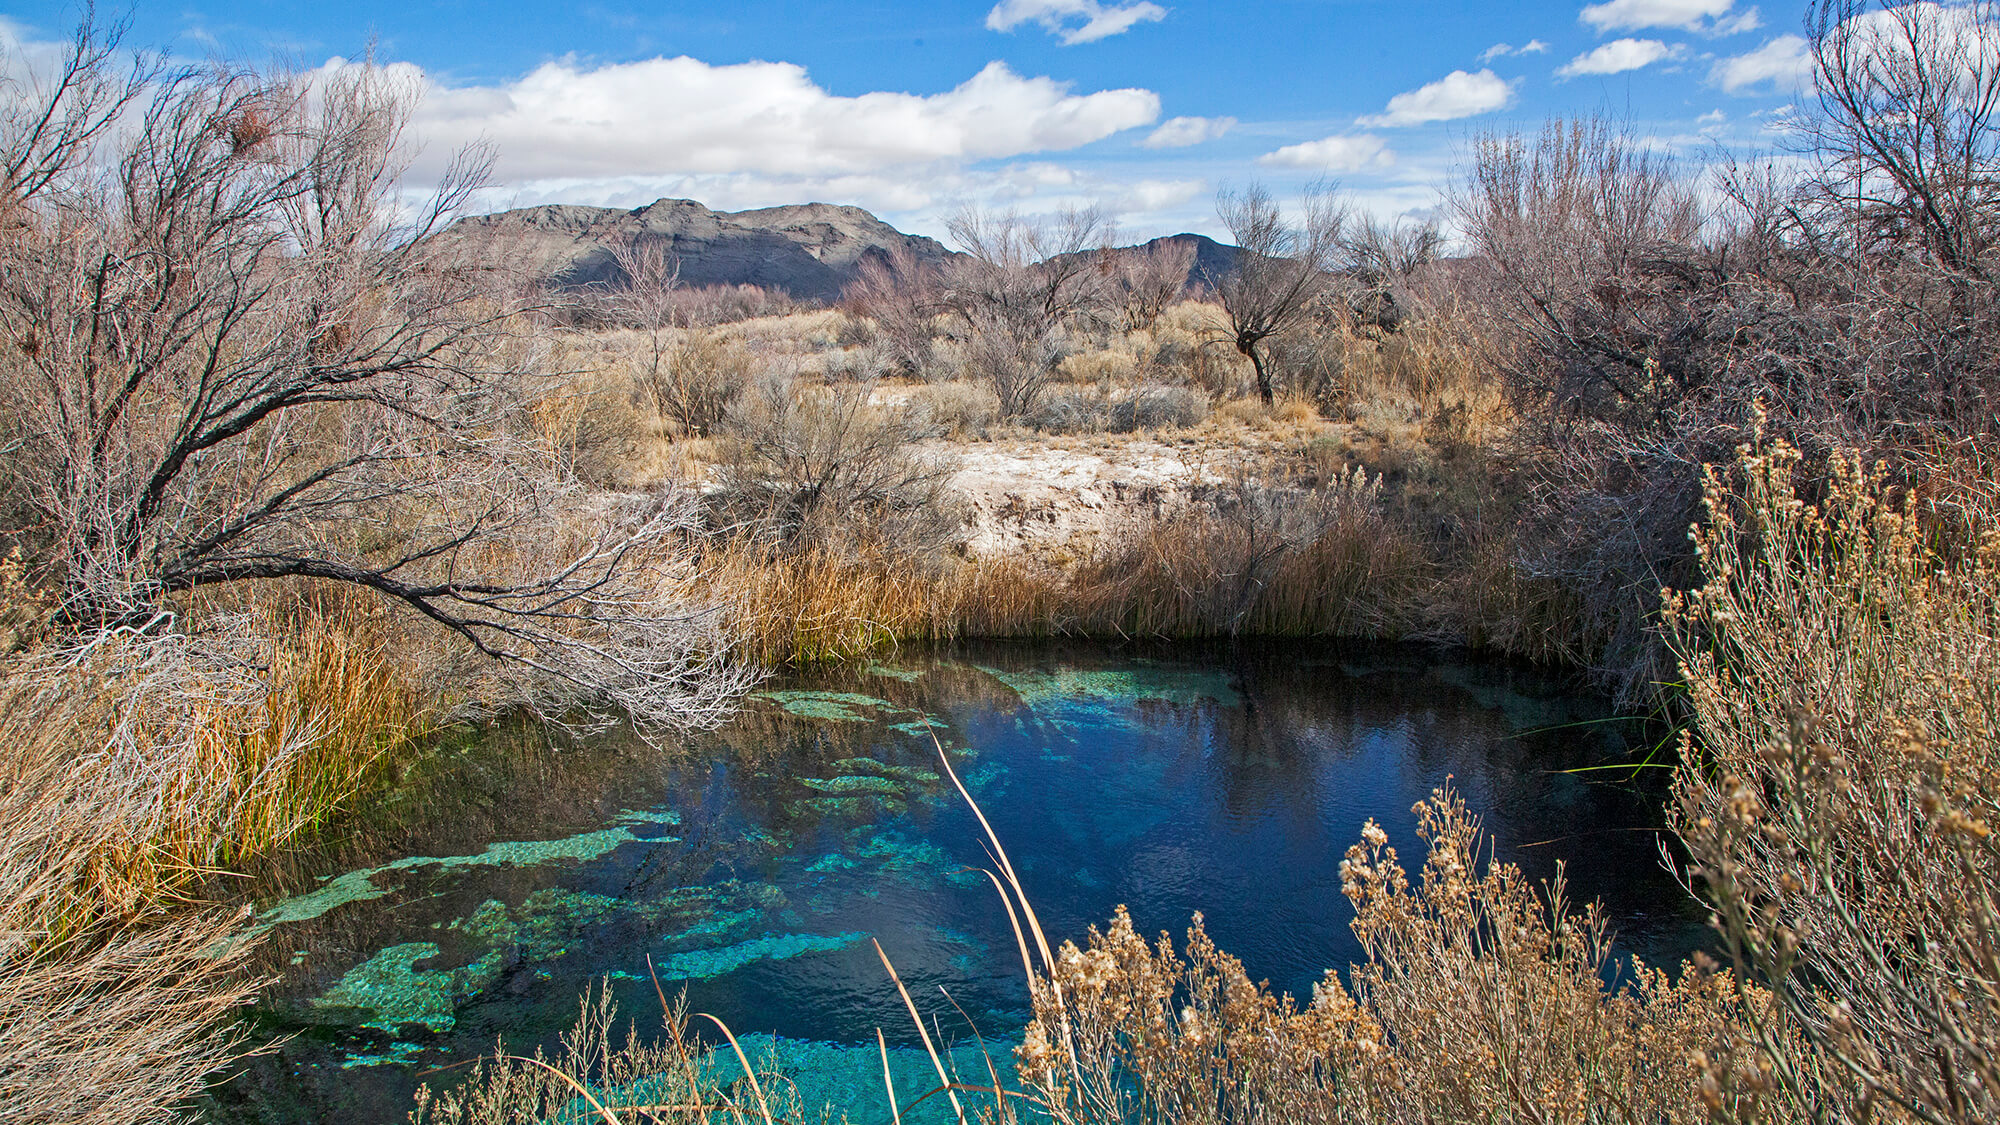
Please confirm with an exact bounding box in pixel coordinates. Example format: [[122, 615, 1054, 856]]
[[6, 0, 2000, 1121]]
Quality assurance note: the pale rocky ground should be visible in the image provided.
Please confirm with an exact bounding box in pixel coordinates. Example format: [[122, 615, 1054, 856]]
[[946, 440, 1202, 560]]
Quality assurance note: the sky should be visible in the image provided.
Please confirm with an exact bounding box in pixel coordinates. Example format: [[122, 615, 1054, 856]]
[[1, 0, 1820, 242]]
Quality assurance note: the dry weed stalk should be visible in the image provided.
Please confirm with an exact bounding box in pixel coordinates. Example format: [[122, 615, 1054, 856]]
[[409, 982, 803, 1125]]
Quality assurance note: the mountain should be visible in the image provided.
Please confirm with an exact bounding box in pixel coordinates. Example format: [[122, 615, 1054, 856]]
[[431, 198, 955, 302], [1119, 233, 1238, 289]]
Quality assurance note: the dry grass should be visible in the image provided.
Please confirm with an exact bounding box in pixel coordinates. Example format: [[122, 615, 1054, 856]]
[[691, 465, 1430, 664], [0, 582, 437, 1125], [409, 982, 806, 1125]]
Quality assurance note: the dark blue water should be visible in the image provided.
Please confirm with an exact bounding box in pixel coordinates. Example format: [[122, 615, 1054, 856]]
[[209, 642, 1703, 1123]]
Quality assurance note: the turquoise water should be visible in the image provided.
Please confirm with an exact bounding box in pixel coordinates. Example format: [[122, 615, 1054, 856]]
[[209, 642, 1701, 1123]]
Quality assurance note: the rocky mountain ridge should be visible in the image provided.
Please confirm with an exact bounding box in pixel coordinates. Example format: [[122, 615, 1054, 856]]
[[435, 197, 1239, 303]]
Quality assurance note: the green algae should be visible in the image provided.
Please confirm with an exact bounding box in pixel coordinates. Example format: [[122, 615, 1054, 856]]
[[754, 690, 898, 721], [863, 661, 926, 682], [851, 831, 984, 889], [977, 662, 1240, 710], [798, 794, 908, 818], [313, 943, 477, 1034], [339, 1041, 428, 1070], [255, 809, 681, 934], [651, 931, 867, 981], [799, 774, 904, 796], [832, 757, 941, 785]]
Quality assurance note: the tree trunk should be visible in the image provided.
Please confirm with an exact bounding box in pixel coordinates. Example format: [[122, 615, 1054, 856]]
[[1246, 344, 1273, 405]]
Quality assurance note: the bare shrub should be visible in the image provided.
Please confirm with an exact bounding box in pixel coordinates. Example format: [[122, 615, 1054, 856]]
[[843, 245, 945, 380], [941, 206, 1118, 416], [645, 330, 753, 437], [1114, 237, 1196, 331], [905, 380, 1000, 440], [1667, 434, 2000, 1124], [0, 36, 748, 730], [717, 375, 962, 561]]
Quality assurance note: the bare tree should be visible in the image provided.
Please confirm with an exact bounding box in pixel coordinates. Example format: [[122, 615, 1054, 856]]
[[1341, 214, 1443, 331], [0, 29, 748, 728], [1114, 237, 1197, 331], [609, 239, 747, 436], [940, 205, 1117, 416], [1213, 182, 1348, 404], [1805, 0, 2000, 279], [843, 243, 944, 379]]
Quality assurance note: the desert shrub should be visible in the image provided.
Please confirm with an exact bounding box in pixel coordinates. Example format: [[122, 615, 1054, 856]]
[[843, 245, 946, 380], [716, 375, 963, 562], [633, 328, 753, 437], [1028, 388, 1114, 435], [940, 207, 1118, 417], [905, 381, 1000, 439], [1016, 786, 1772, 1125], [1027, 385, 1207, 436], [1667, 434, 2000, 1124], [1118, 385, 1207, 431]]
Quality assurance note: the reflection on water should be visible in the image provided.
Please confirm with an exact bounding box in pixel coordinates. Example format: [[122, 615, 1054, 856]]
[[207, 642, 1704, 1124]]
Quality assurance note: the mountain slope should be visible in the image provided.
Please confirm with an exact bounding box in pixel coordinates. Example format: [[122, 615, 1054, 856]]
[[432, 198, 955, 302]]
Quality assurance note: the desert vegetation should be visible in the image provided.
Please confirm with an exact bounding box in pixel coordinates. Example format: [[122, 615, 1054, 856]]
[[7, 0, 2000, 1122]]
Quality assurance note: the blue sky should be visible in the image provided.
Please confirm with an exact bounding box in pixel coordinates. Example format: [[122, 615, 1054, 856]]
[[2, 1, 1818, 240]]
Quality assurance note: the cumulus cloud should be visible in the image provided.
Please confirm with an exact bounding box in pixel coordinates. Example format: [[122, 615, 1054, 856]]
[[1713, 34, 1812, 93], [1579, 0, 1751, 34], [384, 54, 1160, 181], [985, 0, 1168, 45], [1140, 114, 1235, 148], [1481, 39, 1551, 62], [1356, 69, 1515, 127], [1558, 37, 1681, 77], [1257, 133, 1394, 172]]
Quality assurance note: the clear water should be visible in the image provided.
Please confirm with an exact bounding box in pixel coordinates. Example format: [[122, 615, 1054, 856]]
[[208, 642, 1704, 1124]]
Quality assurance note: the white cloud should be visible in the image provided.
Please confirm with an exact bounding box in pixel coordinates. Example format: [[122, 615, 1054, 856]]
[[1140, 114, 1235, 148], [1579, 0, 1740, 34], [1713, 34, 1811, 93], [1356, 69, 1515, 127], [1713, 6, 1764, 34], [1257, 133, 1394, 172], [384, 55, 1160, 181], [1116, 178, 1208, 211], [1557, 37, 1681, 77], [985, 0, 1168, 45], [1480, 39, 1551, 62]]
